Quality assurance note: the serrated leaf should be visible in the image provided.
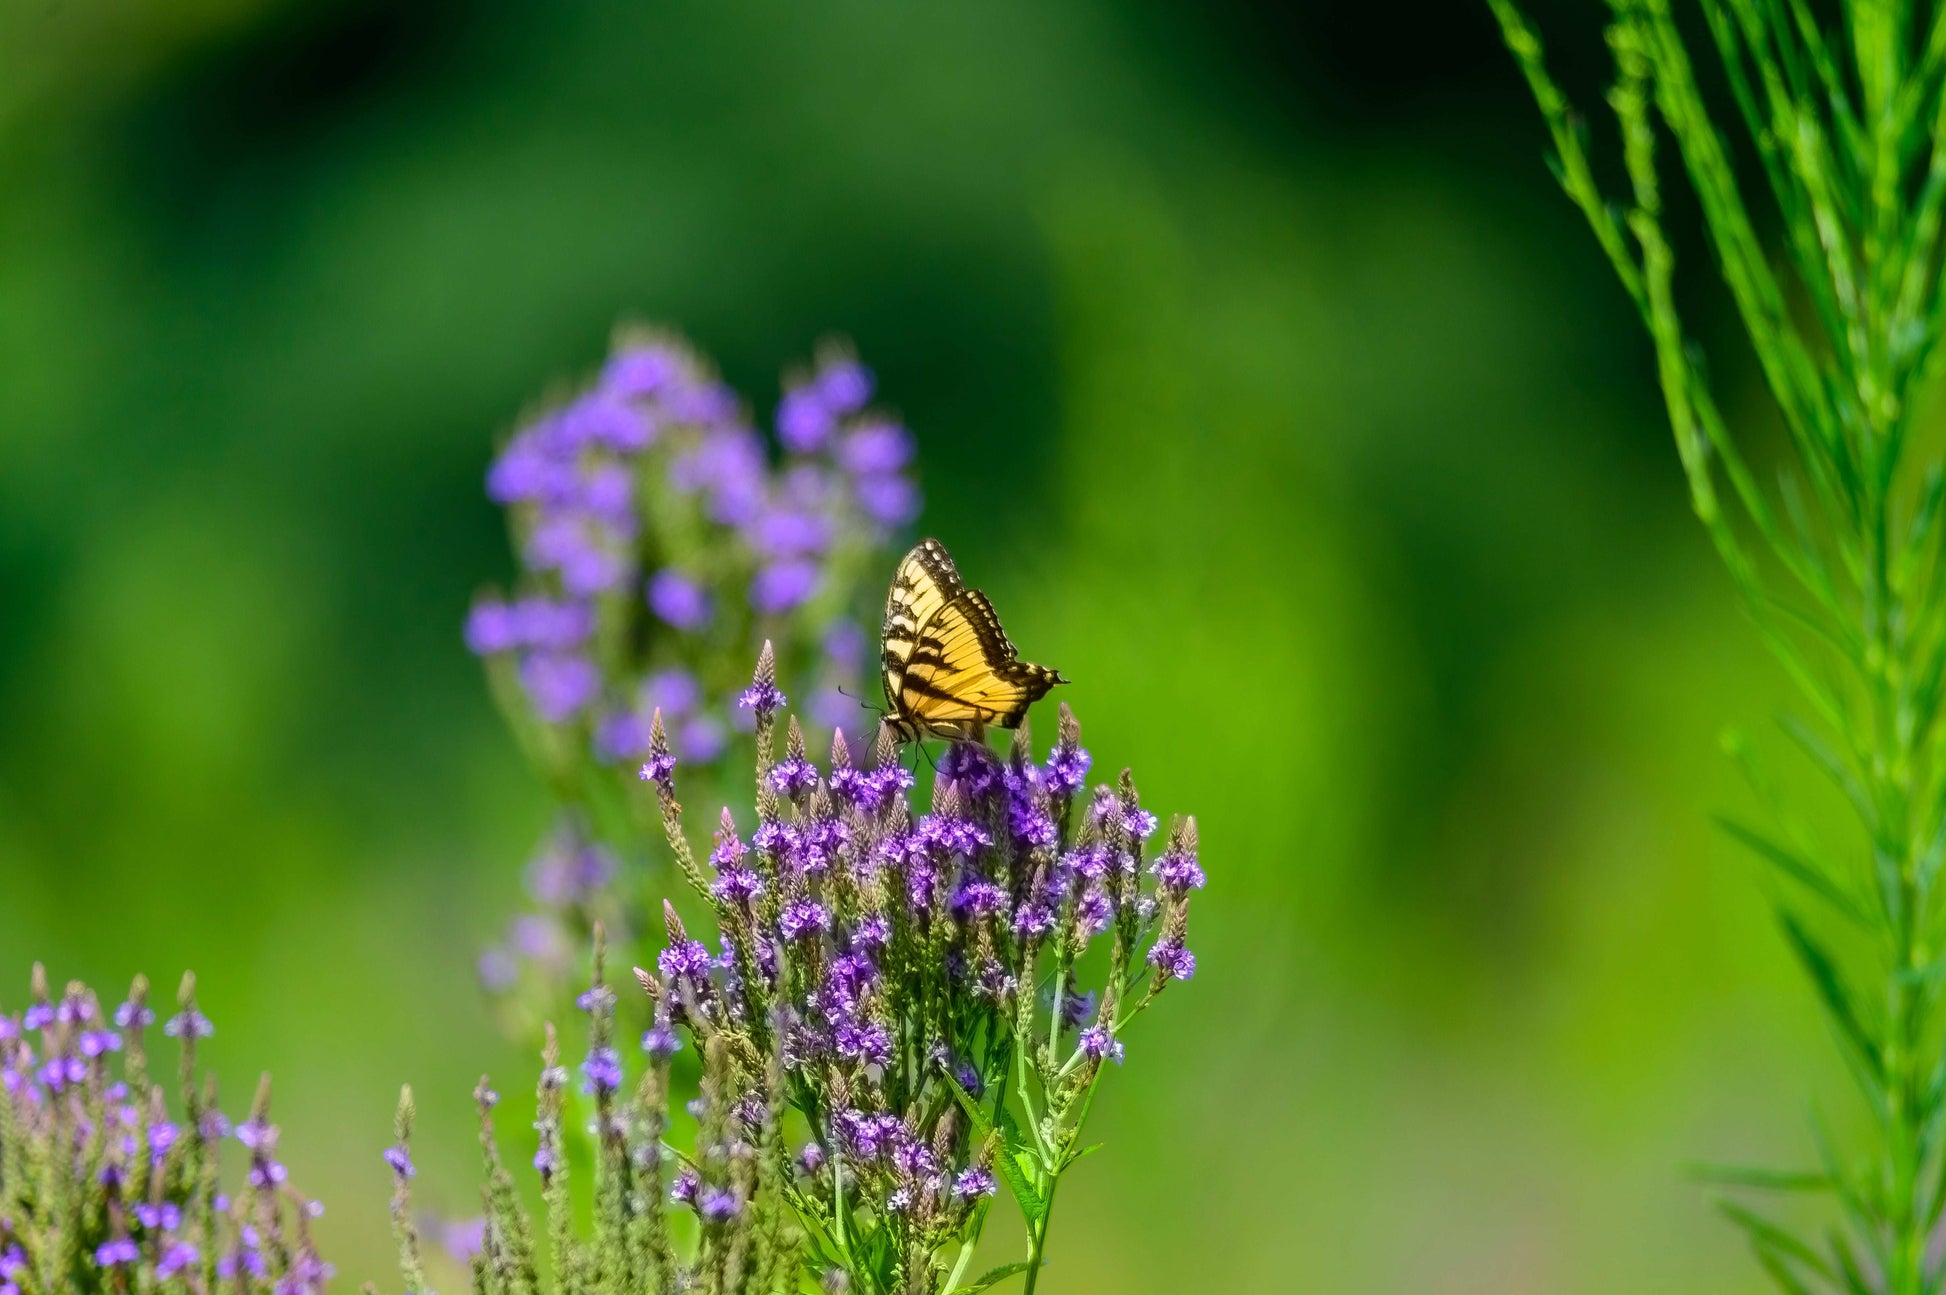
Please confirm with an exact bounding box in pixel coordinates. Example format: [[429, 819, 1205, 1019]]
[[954, 1260, 1042, 1293], [989, 1103, 1046, 1222]]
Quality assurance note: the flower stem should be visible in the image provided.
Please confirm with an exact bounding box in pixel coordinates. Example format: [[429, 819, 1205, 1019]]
[[1020, 1177, 1059, 1295]]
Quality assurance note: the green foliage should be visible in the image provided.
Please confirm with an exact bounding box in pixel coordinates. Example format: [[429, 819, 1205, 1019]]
[[1495, 0, 1946, 1289]]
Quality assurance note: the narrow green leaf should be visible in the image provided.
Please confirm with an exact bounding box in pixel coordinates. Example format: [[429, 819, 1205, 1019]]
[[1686, 1161, 1831, 1192], [1719, 1201, 1836, 1281], [1777, 716, 1878, 832], [942, 1069, 995, 1140], [1825, 1229, 1875, 1295], [1752, 1247, 1822, 1295], [955, 1260, 1042, 1294], [1776, 910, 1882, 1089], [1717, 816, 1869, 926]]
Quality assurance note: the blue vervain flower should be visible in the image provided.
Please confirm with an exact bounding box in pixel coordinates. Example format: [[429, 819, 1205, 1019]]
[[0, 966, 330, 1295]]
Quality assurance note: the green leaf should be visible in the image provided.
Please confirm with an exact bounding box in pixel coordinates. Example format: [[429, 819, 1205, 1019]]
[[1716, 817, 1869, 927], [944, 1060, 1047, 1219], [1751, 1248, 1821, 1295], [1718, 1201, 1835, 1283], [1685, 1162, 1830, 1192], [955, 1260, 1042, 1294], [1777, 716, 1876, 831], [1825, 1229, 1876, 1295], [942, 1069, 995, 1139], [989, 1100, 1048, 1222], [1776, 911, 1882, 1089]]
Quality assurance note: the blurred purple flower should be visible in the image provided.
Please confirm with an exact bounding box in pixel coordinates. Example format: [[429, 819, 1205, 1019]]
[[647, 570, 711, 630], [751, 560, 820, 614], [855, 475, 921, 528], [464, 601, 520, 655], [838, 421, 913, 475], [815, 359, 874, 414], [519, 653, 599, 722], [777, 389, 837, 454]]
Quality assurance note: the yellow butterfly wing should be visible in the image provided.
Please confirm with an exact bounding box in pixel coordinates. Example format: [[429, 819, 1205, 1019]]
[[881, 538, 967, 716], [898, 591, 1064, 738]]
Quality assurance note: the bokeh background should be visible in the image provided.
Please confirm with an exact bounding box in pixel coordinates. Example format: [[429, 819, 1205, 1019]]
[[0, 2, 1838, 1291]]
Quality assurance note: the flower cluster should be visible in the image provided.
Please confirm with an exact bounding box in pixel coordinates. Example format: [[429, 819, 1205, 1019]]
[[631, 645, 1204, 1293], [0, 967, 330, 1294], [465, 326, 918, 780], [386, 931, 799, 1295]]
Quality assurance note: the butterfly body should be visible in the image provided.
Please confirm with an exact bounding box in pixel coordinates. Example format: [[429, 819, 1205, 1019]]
[[879, 537, 1066, 743]]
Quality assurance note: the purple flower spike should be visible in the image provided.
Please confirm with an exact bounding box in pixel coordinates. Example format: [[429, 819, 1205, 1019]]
[[738, 679, 787, 715], [581, 1046, 624, 1095], [157, 1241, 200, 1279], [79, 1029, 121, 1058], [1154, 849, 1206, 893], [164, 1008, 213, 1040], [780, 900, 831, 940], [953, 1165, 997, 1198], [699, 1188, 743, 1223], [383, 1146, 415, 1179], [137, 1201, 183, 1231], [95, 1239, 140, 1268], [1045, 741, 1091, 794], [642, 1024, 682, 1059], [1147, 939, 1197, 982], [768, 754, 820, 798], [658, 939, 713, 981], [1079, 1024, 1125, 1065], [113, 1001, 155, 1030]]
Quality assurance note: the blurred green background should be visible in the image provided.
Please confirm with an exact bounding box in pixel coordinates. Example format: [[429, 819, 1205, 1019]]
[[0, 1, 1836, 1290]]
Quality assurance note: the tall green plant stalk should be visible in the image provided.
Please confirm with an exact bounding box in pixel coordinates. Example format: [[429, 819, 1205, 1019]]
[[1495, 0, 1946, 1289]]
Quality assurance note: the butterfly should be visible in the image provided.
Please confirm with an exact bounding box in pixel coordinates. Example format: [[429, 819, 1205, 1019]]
[[879, 537, 1067, 743]]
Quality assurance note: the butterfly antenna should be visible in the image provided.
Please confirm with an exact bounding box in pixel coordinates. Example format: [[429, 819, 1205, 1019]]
[[838, 683, 886, 721]]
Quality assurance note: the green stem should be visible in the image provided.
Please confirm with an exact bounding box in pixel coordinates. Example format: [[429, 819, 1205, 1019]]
[[1020, 1177, 1059, 1295], [939, 1220, 984, 1295]]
